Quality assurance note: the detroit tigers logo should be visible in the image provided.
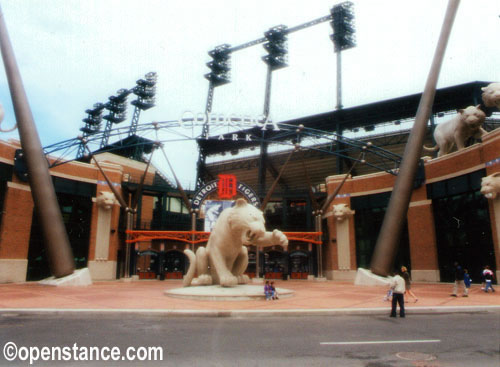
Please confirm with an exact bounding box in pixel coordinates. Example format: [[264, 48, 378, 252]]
[[218, 174, 237, 199]]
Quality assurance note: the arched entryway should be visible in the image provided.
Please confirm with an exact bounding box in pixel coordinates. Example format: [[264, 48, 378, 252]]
[[264, 250, 286, 279], [290, 251, 310, 279], [164, 250, 185, 279], [135, 249, 159, 279]]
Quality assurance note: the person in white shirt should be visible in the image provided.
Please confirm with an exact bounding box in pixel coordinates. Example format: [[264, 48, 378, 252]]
[[389, 271, 406, 318]]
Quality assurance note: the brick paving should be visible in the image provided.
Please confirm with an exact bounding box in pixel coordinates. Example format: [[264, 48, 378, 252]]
[[0, 280, 498, 313]]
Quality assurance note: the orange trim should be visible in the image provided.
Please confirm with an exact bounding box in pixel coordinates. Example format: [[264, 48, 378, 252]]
[[126, 230, 210, 245], [283, 232, 323, 245], [125, 230, 322, 245]]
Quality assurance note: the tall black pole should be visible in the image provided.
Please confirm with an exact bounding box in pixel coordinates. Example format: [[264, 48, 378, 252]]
[[370, 0, 460, 276], [0, 7, 74, 277]]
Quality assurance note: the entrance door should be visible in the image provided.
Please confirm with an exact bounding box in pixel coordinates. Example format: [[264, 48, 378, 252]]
[[164, 250, 185, 279], [136, 250, 159, 279], [290, 251, 309, 279], [264, 251, 285, 279]]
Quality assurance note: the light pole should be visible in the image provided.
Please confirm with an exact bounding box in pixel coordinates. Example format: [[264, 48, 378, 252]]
[[195, 44, 232, 189]]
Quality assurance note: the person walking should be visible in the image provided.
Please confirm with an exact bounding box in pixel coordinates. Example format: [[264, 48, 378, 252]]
[[401, 266, 418, 303], [389, 270, 406, 318], [451, 262, 467, 297], [483, 265, 496, 293]]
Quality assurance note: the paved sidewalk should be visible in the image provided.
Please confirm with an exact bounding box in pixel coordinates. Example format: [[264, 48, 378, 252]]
[[0, 280, 498, 316]]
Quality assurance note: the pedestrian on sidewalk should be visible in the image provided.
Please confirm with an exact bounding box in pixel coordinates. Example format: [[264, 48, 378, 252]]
[[270, 281, 279, 300], [463, 269, 472, 294], [389, 270, 406, 318], [264, 281, 272, 300], [482, 265, 496, 293], [451, 262, 467, 297], [401, 266, 418, 303]]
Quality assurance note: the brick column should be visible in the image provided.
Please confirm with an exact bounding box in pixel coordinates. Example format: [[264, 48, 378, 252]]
[[407, 199, 440, 282], [0, 182, 33, 282]]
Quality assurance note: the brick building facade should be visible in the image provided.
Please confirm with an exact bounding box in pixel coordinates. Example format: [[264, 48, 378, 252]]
[[325, 128, 500, 282], [0, 126, 499, 284]]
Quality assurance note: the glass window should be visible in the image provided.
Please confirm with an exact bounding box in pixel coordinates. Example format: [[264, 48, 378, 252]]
[[352, 194, 410, 271], [432, 190, 495, 282], [169, 197, 182, 213]]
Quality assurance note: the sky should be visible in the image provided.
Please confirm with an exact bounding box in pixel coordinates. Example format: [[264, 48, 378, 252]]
[[0, 0, 499, 188]]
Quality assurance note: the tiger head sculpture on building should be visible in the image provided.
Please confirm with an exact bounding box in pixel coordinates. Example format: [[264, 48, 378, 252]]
[[96, 191, 116, 210], [481, 172, 500, 200], [332, 203, 355, 222], [481, 83, 500, 110]]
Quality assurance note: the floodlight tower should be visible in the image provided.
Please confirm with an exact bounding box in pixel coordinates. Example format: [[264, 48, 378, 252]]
[[196, 44, 232, 189], [262, 25, 288, 118], [100, 88, 131, 148], [76, 103, 104, 158], [129, 72, 157, 136], [258, 25, 289, 199], [330, 2, 356, 175], [330, 1, 356, 110]]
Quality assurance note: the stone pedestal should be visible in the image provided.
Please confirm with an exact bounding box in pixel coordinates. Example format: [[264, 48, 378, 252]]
[[165, 284, 294, 301], [0, 259, 27, 283], [88, 260, 117, 280], [330, 270, 357, 281]]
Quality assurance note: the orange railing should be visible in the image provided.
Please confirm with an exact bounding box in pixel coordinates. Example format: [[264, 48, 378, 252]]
[[126, 230, 322, 245]]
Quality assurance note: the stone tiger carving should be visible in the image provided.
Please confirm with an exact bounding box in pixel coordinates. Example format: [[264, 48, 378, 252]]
[[332, 204, 355, 221], [423, 105, 486, 157], [96, 191, 116, 210], [183, 198, 288, 287]]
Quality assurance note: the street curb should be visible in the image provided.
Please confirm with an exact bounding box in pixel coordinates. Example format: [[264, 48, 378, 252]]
[[1, 306, 499, 317]]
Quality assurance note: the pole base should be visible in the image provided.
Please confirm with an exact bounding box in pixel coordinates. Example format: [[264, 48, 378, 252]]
[[354, 268, 391, 286], [39, 268, 92, 287]]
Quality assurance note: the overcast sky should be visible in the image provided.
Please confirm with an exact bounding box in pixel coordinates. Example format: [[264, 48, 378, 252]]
[[0, 0, 499, 188]]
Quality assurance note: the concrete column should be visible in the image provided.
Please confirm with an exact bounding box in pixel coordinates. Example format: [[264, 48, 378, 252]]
[[87, 191, 118, 280]]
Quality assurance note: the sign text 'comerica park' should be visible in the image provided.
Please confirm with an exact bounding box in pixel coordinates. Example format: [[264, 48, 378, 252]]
[[178, 111, 280, 132]]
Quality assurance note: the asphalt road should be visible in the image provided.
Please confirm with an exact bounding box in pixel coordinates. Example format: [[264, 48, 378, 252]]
[[0, 311, 498, 366]]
